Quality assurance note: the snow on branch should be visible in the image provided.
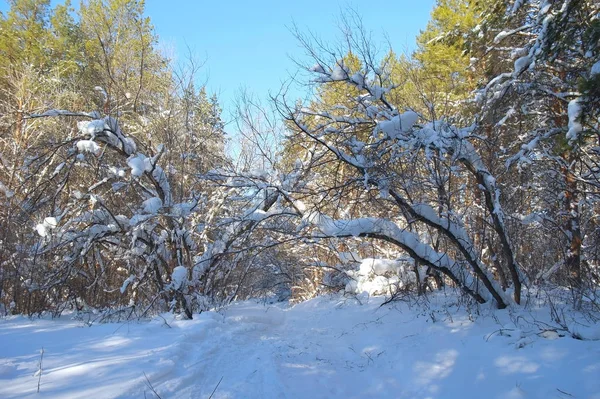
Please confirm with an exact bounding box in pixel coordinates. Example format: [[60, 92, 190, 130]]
[[303, 213, 491, 304]]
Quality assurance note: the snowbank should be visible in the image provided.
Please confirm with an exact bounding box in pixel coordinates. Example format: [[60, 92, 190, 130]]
[[0, 294, 598, 398]]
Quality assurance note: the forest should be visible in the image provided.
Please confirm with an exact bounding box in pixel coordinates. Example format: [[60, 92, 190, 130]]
[[1, 0, 600, 397], [1, 0, 598, 319]]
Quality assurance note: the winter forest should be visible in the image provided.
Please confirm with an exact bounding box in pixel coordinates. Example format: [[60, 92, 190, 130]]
[[1, 0, 600, 398]]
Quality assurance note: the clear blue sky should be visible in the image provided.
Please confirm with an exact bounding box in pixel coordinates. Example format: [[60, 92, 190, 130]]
[[144, 0, 436, 123]]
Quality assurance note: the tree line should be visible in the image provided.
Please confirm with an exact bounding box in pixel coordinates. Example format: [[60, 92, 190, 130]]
[[0, 0, 598, 319]]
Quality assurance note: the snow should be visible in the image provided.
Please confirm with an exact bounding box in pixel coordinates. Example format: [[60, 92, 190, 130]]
[[142, 197, 162, 214], [127, 153, 151, 177], [34, 109, 75, 117], [108, 166, 126, 178], [400, 110, 419, 131], [377, 116, 401, 138], [0, 294, 598, 398], [539, 0, 551, 15], [510, 0, 524, 14], [310, 64, 325, 73], [377, 111, 419, 139], [496, 107, 516, 127], [172, 202, 196, 217], [245, 208, 273, 222], [591, 61, 600, 76], [331, 63, 347, 80], [350, 72, 364, 87], [120, 275, 136, 294], [346, 258, 416, 295], [370, 85, 387, 100], [75, 140, 100, 155], [101, 117, 137, 155], [170, 266, 187, 289], [513, 55, 532, 76], [493, 31, 510, 44], [566, 99, 583, 143], [35, 217, 58, 237], [309, 214, 500, 303], [77, 120, 105, 136]]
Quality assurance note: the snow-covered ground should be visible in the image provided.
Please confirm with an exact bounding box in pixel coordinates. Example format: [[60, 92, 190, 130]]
[[1, 294, 599, 398]]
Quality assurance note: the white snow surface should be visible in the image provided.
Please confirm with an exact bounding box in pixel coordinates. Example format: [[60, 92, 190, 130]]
[[0, 294, 599, 399]]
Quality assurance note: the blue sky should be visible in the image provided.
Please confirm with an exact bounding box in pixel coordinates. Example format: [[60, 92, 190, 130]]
[[144, 0, 436, 123]]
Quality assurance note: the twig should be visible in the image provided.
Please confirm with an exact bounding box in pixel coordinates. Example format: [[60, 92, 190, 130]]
[[37, 347, 44, 393], [143, 372, 162, 399], [156, 313, 172, 329], [556, 388, 574, 397], [208, 376, 224, 399]]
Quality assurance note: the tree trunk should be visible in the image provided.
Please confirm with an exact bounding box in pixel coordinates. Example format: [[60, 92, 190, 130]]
[[562, 155, 582, 306]]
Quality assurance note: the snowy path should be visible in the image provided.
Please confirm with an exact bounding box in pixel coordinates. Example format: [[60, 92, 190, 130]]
[[1, 295, 599, 398]]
